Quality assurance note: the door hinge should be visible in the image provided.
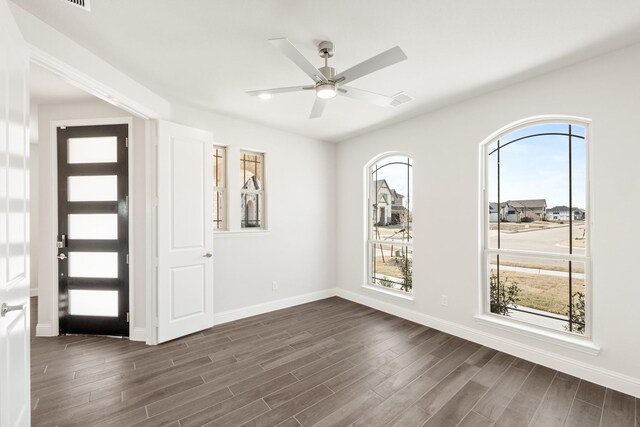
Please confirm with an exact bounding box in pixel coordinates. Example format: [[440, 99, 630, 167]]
[[125, 195, 129, 209], [125, 137, 129, 148], [126, 254, 129, 265], [126, 312, 130, 323]]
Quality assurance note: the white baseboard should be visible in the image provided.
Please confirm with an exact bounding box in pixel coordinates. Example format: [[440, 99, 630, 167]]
[[213, 289, 336, 326], [30, 288, 38, 297], [35, 323, 56, 337], [335, 288, 640, 398], [130, 327, 146, 342]]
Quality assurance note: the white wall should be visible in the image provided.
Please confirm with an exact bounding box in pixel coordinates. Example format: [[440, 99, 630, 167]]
[[35, 100, 147, 338], [336, 43, 640, 396], [171, 105, 337, 315]]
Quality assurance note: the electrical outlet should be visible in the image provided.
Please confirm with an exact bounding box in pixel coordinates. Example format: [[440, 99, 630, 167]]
[[272, 281, 278, 291], [441, 295, 448, 307]]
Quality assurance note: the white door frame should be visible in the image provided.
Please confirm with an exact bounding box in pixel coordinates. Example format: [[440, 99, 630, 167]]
[[27, 45, 160, 344], [47, 117, 138, 339]]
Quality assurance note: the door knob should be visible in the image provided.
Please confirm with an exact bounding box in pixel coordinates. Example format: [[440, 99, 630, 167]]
[[57, 253, 67, 260], [203, 252, 213, 258], [1, 302, 24, 317]]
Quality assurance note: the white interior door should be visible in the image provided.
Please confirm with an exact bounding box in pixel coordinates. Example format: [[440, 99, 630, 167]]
[[156, 120, 214, 343], [0, 0, 31, 425]]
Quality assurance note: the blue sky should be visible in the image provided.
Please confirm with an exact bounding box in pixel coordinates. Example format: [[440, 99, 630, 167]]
[[487, 123, 587, 209]]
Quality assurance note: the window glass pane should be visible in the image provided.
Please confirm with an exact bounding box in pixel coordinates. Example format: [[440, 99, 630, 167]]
[[571, 128, 587, 256], [487, 142, 499, 249], [68, 137, 117, 164], [371, 243, 412, 293], [68, 214, 118, 240], [214, 191, 224, 230], [492, 126, 573, 254], [370, 156, 412, 244], [213, 146, 226, 188], [68, 252, 118, 278], [240, 151, 263, 190], [489, 254, 585, 334], [69, 289, 118, 317], [68, 175, 117, 202], [241, 193, 261, 228]]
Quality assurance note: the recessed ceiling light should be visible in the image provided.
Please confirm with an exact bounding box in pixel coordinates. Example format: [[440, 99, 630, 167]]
[[258, 93, 272, 100]]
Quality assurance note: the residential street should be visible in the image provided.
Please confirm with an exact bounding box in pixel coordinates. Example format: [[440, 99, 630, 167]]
[[489, 222, 586, 255]]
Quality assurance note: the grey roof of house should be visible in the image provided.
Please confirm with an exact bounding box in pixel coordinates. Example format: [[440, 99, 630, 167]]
[[375, 179, 389, 193], [506, 199, 547, 209], [546, 205, 585, 212]]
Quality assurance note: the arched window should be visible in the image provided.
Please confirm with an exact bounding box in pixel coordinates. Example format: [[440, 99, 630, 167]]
[[482, 118, 590, 335], [367, 154, 413, 294]]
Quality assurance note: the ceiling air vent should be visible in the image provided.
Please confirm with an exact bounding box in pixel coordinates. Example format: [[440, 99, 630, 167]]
[[63, 0, 91, 11], [390, 92, 413, 107]]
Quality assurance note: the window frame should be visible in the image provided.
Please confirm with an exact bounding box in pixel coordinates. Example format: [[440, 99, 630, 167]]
[[480, 116, 592, 339], [365, 152, 414, 299], [213, 145, 227, 231], [240, 149, 266, 230]]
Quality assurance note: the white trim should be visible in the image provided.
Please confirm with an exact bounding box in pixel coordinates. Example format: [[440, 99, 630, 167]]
[[145, 120, 158, 345], [335, 288, 640, 398], [29, 288, 38, 297], [130, 327, 146, 342], [473, 314, 599, 355], [213, 230, 272, 238], [29, 45, 163, 120], [35, 323, 54, 337], [479, 116, 593, 338], [213, 289, 336, 326], [48, 117, 136, 339], [361, 284, 414, 303], [364, 152, 414, 292]]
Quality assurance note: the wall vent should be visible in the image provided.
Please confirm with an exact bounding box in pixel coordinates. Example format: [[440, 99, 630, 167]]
[[63, 0, 91, 11], [390, 92, 413, 107]]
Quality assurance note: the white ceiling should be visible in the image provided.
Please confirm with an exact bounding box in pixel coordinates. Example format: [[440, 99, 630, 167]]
[[12, 0, 640, 141], [30, 64, 94, 105]]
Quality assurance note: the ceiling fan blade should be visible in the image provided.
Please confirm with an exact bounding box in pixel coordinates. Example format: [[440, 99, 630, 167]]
[[339, 86, 394, 107], [269, 38, 328, 83], [334, 46, 407, 86], [309, 97, 327, 119], [246, 85, 313, 96]]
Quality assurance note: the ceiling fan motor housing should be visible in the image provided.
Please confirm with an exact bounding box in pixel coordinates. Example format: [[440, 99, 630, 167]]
[[319, 66, 336, 80]]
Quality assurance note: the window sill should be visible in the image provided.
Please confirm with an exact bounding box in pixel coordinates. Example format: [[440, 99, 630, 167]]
[[474, 313, 600, 355], [214, 230, 271, 238], [361, 284, 415, 304]]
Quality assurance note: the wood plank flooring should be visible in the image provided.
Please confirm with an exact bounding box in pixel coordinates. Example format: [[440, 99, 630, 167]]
[[30, 297, 639, 426]]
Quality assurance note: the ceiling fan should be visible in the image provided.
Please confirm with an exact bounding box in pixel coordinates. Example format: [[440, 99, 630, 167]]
[[246, 38, 409, 118]]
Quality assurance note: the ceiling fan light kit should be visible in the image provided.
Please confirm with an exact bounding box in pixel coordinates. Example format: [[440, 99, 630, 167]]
[[246, 38, 409, 118]]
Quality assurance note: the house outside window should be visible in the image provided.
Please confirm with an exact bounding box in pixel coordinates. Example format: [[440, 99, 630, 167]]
[[367, 154, 413, 293], [213, 145, 226, 230], [483, 119, 590, 336], [240, 150, 265, 229]]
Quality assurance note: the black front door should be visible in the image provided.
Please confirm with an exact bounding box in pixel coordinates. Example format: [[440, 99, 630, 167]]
[[57, 124, 129, 336]]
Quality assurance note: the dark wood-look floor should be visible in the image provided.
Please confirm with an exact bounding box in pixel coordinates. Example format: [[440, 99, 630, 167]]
[[30, 297, 639, 427]]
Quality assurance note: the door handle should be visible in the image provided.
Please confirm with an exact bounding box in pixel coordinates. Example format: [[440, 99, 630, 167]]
[[202, 252, 213, 258], [1, 302, 24, 317], [57, 253, 67, 260]]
